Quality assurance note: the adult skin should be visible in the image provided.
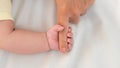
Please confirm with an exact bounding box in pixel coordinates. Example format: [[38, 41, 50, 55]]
[[56, 0, 94, 52]]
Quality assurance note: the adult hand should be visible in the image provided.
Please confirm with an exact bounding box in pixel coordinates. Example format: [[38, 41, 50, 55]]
[[56, 0, 94, 24], [56, 0, 94, 53]]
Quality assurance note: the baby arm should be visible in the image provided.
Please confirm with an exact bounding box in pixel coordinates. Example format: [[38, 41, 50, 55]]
[[0, 20, 73, 54], [0, 20, 50, 54], [0, 0, 50, 54], [0, 0, 73, 54]]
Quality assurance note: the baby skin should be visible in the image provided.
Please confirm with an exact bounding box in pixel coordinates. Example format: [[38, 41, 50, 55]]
[[0, 20, 73, 54]]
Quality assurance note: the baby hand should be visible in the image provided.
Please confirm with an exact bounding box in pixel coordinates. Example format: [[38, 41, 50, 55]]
[[47, 25, 73, 51]]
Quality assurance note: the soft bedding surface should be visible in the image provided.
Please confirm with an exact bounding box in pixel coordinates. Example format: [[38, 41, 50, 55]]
[[0, 0, 120, 68]]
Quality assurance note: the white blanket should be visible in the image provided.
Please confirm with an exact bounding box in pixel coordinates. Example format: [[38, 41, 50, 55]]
[[0, 0, 120, 68]]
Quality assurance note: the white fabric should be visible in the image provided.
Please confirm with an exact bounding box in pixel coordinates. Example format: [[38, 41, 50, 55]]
[[0, 0, 120, 68]]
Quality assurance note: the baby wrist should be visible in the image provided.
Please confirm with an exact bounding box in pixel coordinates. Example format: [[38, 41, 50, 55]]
[[45, 32, 51, 50]]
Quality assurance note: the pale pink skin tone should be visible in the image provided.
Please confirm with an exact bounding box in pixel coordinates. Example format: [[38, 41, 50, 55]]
[[47, 25, 73, 50], [0, 20, 73, 54]]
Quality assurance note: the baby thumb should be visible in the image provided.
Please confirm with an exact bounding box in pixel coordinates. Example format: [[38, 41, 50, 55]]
[[53, 25, 64, 32]]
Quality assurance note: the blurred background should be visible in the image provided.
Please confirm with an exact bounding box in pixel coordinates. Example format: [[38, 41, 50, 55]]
[[0, 0, 120, 68]]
